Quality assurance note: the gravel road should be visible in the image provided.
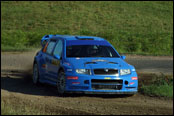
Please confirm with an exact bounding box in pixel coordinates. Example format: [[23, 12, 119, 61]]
[[1, 51, 173, 74], [1, 51, 173, 115]]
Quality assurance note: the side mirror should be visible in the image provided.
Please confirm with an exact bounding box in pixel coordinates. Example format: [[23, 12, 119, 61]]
[[54, 55, 60, 60], [121, 55, 126, 60]]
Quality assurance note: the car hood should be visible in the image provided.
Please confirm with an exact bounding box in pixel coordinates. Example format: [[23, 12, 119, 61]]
[[66, 58, 132, 69]]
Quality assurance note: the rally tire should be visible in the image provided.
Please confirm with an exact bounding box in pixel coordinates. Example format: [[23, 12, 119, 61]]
[[57, 71, 66, 96]]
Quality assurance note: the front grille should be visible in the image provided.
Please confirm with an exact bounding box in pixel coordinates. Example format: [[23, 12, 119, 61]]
[[91, 79, 123, 90], [93, 69, 118, 75], [92, 79, 123, 84]]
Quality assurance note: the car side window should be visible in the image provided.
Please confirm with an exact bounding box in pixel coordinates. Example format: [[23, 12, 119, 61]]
[[42, 41, 49, 52], [46, 41, 56, 55], [53, 40, 63, 57]]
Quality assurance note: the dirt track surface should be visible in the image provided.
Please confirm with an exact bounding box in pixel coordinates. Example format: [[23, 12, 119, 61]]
[[1, 51, 173, 74], [1, 51, 173, 115], [125, 55, 173, 75]]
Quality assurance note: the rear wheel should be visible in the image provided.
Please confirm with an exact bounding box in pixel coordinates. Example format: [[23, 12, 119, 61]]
[[57, 71, 66, 96], [33, 63, 40, 85]]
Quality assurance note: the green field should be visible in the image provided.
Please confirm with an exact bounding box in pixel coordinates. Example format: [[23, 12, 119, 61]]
[[1, 1, 173, 55]]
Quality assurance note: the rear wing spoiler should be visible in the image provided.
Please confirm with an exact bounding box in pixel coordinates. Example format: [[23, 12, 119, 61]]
[[41, 34, 62, 47], [41, 35, 53, 47]]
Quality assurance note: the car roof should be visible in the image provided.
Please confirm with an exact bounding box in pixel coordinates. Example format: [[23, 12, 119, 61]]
[[51, 35, 106, 41]]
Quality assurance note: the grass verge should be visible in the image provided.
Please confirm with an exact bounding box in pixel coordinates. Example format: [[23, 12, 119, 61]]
[[1, 98, 58, 115], [1, 45, 40, 52], [1, 1, 173, 55], [139, 73, 173, 98]]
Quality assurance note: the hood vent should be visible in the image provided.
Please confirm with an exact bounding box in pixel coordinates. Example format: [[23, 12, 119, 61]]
[[108, 62, 118, 64], [85, 62, 97, 64]]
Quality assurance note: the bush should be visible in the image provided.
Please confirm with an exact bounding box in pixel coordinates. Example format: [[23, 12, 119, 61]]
[[140, 73, 173, 98]]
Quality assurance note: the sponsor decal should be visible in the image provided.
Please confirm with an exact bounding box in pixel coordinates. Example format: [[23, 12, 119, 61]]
[[67, 69, 73, 72], [42, 64, 46, 68], [105, 77, 111, 79], [131, 77, 138, 80], [52, 60, 60, 66], [130, 82, 135, 85]]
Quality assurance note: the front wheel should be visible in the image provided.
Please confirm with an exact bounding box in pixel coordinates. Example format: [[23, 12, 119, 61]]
[[57, 71, 66, 96]]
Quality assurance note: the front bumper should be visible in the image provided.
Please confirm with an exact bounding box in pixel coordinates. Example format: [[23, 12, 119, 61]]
[[66, 91, 137, 95], [65, 71, 138, 94]]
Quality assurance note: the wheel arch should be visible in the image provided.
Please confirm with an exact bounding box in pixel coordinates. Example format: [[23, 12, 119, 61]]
[[58, 67, 65, 74]]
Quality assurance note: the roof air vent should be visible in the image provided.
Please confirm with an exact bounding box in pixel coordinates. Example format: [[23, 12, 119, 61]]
[[75, 36, 94, 40]]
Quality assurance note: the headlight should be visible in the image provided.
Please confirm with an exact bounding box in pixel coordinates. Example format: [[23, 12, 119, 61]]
[[76, 69, 91, 75], [120, 69, 131, 75]]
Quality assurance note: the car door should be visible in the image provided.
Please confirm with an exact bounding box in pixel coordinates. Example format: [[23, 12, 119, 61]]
[[48, 39, 63, 81], [44, 39, 57, 81]]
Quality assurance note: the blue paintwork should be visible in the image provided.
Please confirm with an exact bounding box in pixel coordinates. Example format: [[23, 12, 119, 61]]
[[35, 35, 138, 94]]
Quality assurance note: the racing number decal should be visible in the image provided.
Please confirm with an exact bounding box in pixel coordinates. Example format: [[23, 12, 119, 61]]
[[51, 59, 60, 66]]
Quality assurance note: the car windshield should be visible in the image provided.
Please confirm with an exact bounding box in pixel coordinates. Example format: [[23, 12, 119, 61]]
[[66, 45, 120, 58]]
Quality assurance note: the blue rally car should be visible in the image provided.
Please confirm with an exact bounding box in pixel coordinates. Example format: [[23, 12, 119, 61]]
[[33, 35, 138, 96]]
